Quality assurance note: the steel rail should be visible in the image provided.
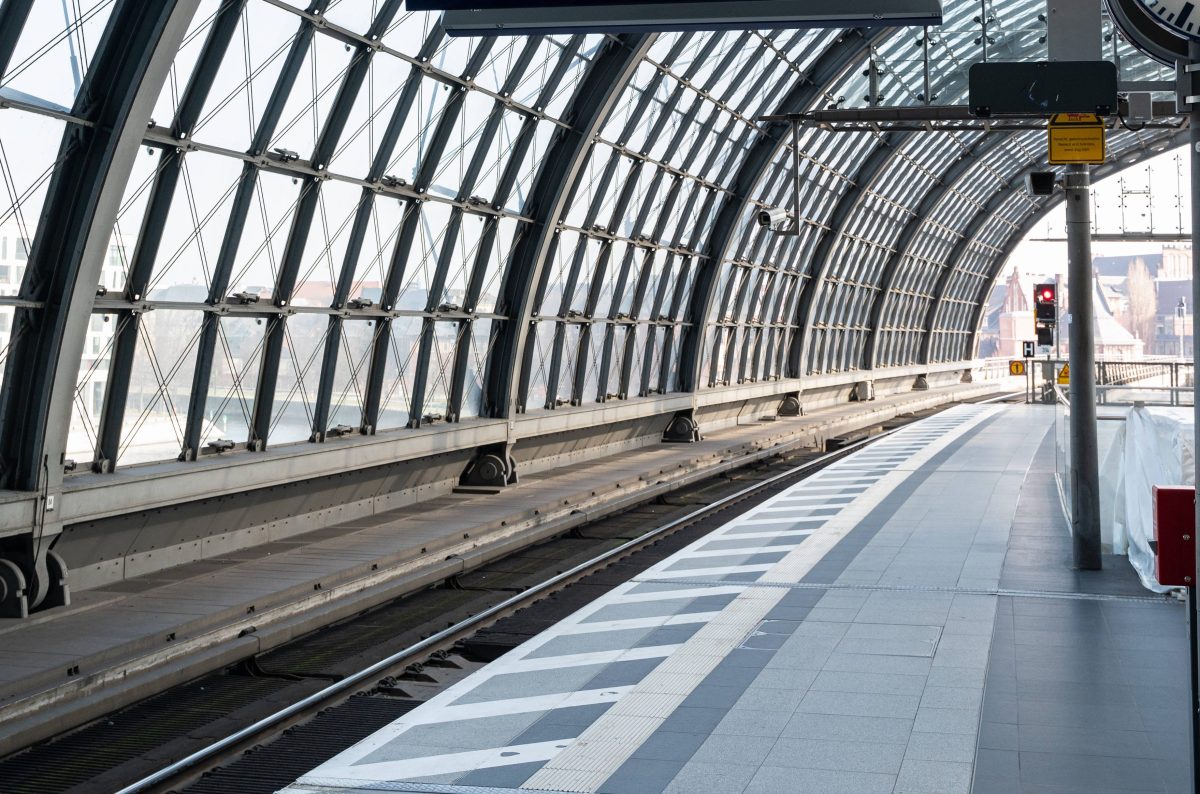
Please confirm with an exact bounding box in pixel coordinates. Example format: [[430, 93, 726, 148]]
[[114, 390, 1022, 793]]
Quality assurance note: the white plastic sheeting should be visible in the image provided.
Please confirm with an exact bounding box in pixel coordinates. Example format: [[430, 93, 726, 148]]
[[1101, 405, 1194, 593]]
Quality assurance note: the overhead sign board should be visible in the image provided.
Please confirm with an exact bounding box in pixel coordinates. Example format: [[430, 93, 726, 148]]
[[1048, 113, 1106, 164], [967, 61, 1118, 117], [433, 0, 944, 36]]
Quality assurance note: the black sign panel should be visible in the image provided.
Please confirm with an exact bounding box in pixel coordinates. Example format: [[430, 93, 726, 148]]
[[428, 0, 943, 36], [968, 61, 1118, 117], [410, 0, 739, 7]]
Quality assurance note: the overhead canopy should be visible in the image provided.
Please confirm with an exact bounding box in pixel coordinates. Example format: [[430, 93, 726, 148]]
[[0, 0, 1184, 489]]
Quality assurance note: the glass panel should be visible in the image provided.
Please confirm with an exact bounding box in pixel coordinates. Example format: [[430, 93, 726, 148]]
[[201, 316, 266, 449], [66, 312, 118, 463], [270, 313, 329, 444], [377, 316, 419, 429], [2, 0, 117, 107], [421, 321, 458, 420], [118, 310, 203, 466], [326, 318, 377, 431], [460, 318, 493, 419]]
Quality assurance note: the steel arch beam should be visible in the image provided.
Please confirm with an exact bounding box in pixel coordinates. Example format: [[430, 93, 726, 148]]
[[917, 152, 1039, 365], [485, 34, 653, 420], [863, 133, 1008, 369], [789, 131, 900, 377], [0, 0, 201, 605], [678, 27, 884, 392]]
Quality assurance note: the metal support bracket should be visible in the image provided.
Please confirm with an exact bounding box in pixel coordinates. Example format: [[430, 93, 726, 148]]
[[459, 443, 518, 490], [662, 410, 701, 443], [778, 393, 802, 416]]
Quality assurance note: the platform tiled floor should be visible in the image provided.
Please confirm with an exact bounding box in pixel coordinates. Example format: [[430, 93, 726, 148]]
[[283, 404, 1188, 794]]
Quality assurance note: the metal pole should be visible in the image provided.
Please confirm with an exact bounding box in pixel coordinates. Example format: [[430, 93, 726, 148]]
[[1065, 163, 1102, 570], [1189, 38, 1200, 794]]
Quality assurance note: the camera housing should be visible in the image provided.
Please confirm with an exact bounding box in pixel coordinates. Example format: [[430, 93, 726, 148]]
[[756, 206, 792, 231], [1026, 171, 1056, 196]]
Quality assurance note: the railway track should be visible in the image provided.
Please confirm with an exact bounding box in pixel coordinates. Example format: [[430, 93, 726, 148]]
[[0, 395, 1020, 794]]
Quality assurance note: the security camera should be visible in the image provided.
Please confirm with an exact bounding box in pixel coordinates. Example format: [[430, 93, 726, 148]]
[[756, 206, 792, 231], [1026, 171, 1056, 196]]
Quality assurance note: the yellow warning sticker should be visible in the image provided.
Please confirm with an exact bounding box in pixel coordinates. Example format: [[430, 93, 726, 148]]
[[1057, 363, 1070, 385], [1049, 113, 1102, 125], [1048, 126, 1105, 165]]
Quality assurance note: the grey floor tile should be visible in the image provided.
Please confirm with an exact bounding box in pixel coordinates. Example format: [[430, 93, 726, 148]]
[[711, 707, 793, 738], [821, 651, 932, 677], [781, 712, 914, 744], [912, 706, 980, 735], [794, 689, 920, 719], [689, 733, 774, 766], [904, 730, 977, 762], [599, 758, 686, 794], [919, 685, 983, 711], [742, 765, 895, 794], [809, 669, 927, 696], [1016, 723, 1158, 759], [977, 720, 1018, 751], [658, 706, 727, 735], [763, 737, 906, 774], [661, 760, 759, 794], [749, 666, 819, 691], [631, 730, 707, 762], [1017, 749, 1173, 792], [456, 761, 544, 789], [733, 684, 807, 714], [893, 759, 973, 794]]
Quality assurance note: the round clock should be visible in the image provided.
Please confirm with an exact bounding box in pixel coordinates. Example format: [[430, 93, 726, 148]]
[[1136, 0, 1200, 39]]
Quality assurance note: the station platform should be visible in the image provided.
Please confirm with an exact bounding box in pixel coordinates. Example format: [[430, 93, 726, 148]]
[[0, 383, 1005, 757], [282, 404, 1190, 794]]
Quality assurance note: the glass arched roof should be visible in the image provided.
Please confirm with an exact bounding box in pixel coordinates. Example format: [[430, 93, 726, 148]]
[[0, 0, 1184, 488]]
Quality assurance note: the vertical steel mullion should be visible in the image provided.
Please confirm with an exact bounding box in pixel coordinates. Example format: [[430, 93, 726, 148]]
[[371, 41, 496, 430], [182, 168, 255, 457], [543, 322, 568, 409], [407, 319, 435, 425], [679, 29, 879, 392], [446, 318, 473, 419], [540, 197, 608, 408], [595, 323, 617, 399], [620, 250, 656, 396], [353, 50, 440, 432], [260, 3, 402, 446], [183, 5, 330, 454], [96, 0, 247, 466], [249, 177, 321, 447], [576, 238, 618, 400], [92, 150, 182, 469], [411, 211, 466, 423], [487, 34, 653, 418], [791, 133, 902, 376], [864, 136, 1002, 369], [598, 245, 639, 399]]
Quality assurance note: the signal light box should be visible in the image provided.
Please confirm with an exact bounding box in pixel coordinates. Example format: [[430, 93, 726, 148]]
[[413, 0, 944, 36]]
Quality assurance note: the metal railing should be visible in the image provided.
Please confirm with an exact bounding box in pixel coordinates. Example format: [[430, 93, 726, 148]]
[[1025, 358, 1194, 407]]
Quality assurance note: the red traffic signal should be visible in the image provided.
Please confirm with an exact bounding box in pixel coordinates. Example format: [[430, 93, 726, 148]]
[[1034, 283, 1057, 324]]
